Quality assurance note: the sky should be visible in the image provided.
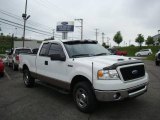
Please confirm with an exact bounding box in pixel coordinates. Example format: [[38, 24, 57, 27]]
[[0, 0, 160, 46]]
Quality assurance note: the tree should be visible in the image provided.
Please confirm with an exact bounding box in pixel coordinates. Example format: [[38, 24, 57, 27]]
[[146, 36, 154, 46], [113, 31, 123, 46], [135, 34, 144, 48]]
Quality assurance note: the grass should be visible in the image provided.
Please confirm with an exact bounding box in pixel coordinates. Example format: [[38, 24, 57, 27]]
[[118, 46, 160, 61]]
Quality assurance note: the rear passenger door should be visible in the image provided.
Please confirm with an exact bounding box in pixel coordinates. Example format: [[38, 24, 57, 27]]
[[36, 43, 50, 78]]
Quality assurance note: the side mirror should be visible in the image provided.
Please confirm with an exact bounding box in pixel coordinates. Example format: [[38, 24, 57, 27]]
[[50, 54, 66, 61]]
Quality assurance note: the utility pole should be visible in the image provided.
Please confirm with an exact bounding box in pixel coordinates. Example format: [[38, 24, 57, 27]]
[[75, 19, 83, 40], [107, 37, 110, 46], [95, 28, 99, 41], [102, 32, 105, 43], [52, 29, 55, 40], [0, 24, 1, 31], [11, 34, 14, 49], [129, 40, 131, 46], [22, 0, 30, 47]]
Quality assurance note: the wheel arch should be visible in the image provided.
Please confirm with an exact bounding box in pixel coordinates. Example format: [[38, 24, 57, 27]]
[[23, 64, 29, 71], [70, 75, 92, 92]]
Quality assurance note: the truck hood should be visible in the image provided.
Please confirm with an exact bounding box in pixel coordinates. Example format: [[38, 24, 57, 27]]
[[74, 55, 135, 69]]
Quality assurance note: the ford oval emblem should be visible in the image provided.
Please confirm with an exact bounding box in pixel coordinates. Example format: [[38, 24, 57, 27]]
[[61, 22, 68, 25], [132, 70, 138, 75]]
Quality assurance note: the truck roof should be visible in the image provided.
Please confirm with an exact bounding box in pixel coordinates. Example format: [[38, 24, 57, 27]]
[[43, 39, 97, 44]]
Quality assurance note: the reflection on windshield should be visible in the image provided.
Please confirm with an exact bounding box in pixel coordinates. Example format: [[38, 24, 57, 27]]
[[64, 43, 110, 58]]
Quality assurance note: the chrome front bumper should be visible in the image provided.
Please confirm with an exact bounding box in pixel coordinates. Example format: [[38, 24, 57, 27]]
[[95, 83, 148, 101]]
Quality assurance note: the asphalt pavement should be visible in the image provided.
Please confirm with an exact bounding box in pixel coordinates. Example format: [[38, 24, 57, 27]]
[[0, 61, 160, 120]]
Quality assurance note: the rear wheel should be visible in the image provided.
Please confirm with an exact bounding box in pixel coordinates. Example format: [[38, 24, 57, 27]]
[[155, 60, 160, 66], [137, 54, 141, 57], [12, 62, 18, 71], [73, 81, 97, 113], [0, 72, 4, 77], [23, 69, 35, 87]]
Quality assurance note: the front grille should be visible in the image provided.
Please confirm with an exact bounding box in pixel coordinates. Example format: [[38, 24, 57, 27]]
[[120, 65, 145, 81]]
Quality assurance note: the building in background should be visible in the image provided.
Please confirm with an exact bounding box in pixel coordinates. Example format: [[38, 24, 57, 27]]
[[14, 40, 41, 49], [153, 34, 160, 46]]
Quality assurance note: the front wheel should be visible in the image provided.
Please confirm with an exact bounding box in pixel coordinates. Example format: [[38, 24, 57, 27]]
[[23, 69, 35, 87], [73, 81, 97, 113]]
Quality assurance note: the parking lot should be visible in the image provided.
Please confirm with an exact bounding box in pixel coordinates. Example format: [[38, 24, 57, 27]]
[[0, 60, 160, 120]]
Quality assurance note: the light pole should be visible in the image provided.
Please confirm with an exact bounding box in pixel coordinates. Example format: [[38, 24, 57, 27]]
[[22, 0, 30, 47], [75, 19, 83, 40], [95, 28, 99, 41]]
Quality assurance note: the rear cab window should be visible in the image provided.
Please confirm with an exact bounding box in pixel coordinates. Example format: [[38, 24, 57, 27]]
[[15, 49, 32, 54], [39, 43, 50, 56]]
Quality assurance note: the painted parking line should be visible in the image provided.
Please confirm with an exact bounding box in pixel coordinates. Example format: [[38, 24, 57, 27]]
[[4, 69, 11, 80]]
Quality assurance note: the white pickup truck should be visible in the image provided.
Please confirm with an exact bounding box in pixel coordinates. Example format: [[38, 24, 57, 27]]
[[19, 40, 149, 113]]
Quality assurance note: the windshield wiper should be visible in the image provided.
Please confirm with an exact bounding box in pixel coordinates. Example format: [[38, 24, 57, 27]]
[[72, 54, 91, 58], [94, 53, 107, 56]]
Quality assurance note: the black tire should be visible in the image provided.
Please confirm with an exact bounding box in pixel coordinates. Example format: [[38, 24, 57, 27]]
[[12, 62, 18, 71], [0, 72, 4, 77], [23, 68, 35, 87], [155, 60, 160, 66], [137, 54, 141, 57], [73, 81, 97, 113]]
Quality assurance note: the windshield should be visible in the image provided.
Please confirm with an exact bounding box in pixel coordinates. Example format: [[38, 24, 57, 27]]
[[64, 42, 110, 58], [15, 49, 32, 54]]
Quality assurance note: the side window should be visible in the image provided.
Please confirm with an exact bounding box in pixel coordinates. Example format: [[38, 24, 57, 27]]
[[48, 43, 65, 56], [39, 43, 49, 56]]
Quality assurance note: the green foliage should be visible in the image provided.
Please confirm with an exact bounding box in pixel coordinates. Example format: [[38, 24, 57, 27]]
[[113, 31, 123, 46], [119, 46, 160, 57], [158, 38, 160, 43], [102, 43, 109, 48], [135, 34, 144, 48], [0, 34, 12, 54], [146, 36, 154, 46]]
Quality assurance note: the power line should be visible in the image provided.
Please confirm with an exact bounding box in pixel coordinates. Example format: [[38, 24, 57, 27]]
[[0, 21, 48, 36], [0, 8, 53, 31], [0, 18, 53, 35]]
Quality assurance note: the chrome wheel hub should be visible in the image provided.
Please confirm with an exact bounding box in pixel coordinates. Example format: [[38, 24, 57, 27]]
[[76, 88, 88, 108]]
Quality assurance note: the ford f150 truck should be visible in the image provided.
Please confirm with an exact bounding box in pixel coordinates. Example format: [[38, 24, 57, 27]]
[[19, 40, 149, 113]]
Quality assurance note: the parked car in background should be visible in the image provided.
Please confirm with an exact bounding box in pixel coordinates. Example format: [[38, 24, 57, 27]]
[[6, 47, 32, 71], [135, 49, 152, 57], [32, 48, 39, 54], [0, 58, 4, 77], [155, 49, 160, 66], [116, 50, 127, 56], [107, 48, 127, 56], [107, 48, 116, 55]]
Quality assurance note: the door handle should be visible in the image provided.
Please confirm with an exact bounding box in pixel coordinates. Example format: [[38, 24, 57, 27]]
[[44, 61, 48, 65]]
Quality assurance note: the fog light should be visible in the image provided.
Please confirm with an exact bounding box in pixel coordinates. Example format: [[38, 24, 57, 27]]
[[113, 92, 121, 100]]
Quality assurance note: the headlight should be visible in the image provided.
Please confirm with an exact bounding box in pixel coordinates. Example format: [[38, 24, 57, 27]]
[[97, 69, 119, 80]]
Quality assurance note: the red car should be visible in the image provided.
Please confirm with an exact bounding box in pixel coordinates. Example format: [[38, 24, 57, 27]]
[[0, 58, 4, 77], [116, 50, 127, 56]]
